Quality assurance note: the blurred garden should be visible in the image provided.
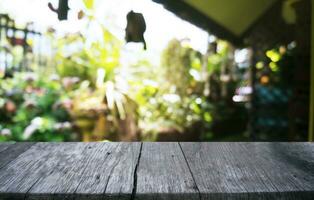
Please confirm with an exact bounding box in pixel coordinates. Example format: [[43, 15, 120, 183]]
[[0, 0, 312, 142]]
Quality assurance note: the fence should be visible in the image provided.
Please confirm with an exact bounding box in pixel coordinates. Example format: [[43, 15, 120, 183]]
[[0, 14, 50, 78]]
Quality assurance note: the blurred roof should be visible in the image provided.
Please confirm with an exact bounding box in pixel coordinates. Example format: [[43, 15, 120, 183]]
[[153, 0, 302, 48]]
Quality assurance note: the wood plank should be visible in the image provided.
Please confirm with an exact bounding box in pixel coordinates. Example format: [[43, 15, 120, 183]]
[[72, 142, 141, 200], [0, 142, 313, 199], [26, 142, 141, 200], [0, 142, 34, 170], [180, 142, 314, 199], [0, 143, 81, 199], [25, 142, 107, 200], [135, 142, 200, 200], [0, 142, 15, 153]]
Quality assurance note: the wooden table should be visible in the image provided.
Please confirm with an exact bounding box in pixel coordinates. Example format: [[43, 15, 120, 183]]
[[0, 142, 313, 199]]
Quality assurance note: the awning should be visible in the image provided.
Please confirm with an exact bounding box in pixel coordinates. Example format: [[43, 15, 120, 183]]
[[153, 0, 297, 47]]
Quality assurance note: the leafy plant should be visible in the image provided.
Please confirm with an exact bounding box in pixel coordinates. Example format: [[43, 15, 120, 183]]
[[0, 72, 74, 141]]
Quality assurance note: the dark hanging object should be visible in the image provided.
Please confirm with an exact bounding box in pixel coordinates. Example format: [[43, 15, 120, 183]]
[[48, 0, 70, 21], [125, 10, 147, 50]]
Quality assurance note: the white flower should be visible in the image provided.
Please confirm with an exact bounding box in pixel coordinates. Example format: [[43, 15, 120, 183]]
[[49, 74, 60, 81], [1, 129, 12, 137], [23, 124, 38, 140], [22, 117, 45, 140], [63, 122, 72, 129], [31, 117, 44, 127], [53, 123, 62, 130], [53, 122, 72, 131], [23, 72, 38, 82], [162, 94, 181, 103]]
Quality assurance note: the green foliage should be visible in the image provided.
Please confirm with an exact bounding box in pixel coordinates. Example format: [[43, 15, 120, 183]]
[[0, 73, 74, 141], [55, 27, 121, 86], [161, 39, 191, 95], [128, 39, 214, 140], [1, 32, 241, 142], [49, 18, 137, 141], [0, 5, 242, 142], [256, 45, 296, 86]]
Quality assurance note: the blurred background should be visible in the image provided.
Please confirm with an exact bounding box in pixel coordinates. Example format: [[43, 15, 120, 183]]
[[0, 0, 312, 142]]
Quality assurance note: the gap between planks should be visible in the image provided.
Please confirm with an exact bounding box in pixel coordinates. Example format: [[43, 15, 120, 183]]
[[130, 142, 143, 200], [178, 142, 202, 200]]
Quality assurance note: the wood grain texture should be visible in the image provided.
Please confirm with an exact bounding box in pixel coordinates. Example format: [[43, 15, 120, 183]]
[[0, 142, 15, 153], [74, 142, 141, 200], [0, 143, 76, 199], [0, 142, 34, 170], [0, 142, 141, 200], [0, 142, 313, 200], [135, 142, 200, 200], [180, 142, 314, 200]]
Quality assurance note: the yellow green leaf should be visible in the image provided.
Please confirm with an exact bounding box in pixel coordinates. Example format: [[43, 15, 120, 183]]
[[83, 0, 94, 9]]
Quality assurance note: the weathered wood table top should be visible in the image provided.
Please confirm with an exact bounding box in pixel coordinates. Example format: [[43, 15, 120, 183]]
[[0, 142, 313, 200]]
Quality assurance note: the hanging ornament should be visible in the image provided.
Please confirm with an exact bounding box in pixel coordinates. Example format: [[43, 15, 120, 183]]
[[48, 0, 70, 21], [125, 10, 147, 50], [77, 10, 85, 20]]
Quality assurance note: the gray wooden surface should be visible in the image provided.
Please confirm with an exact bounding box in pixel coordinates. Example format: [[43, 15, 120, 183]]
[[0, 142, 313, 200]]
